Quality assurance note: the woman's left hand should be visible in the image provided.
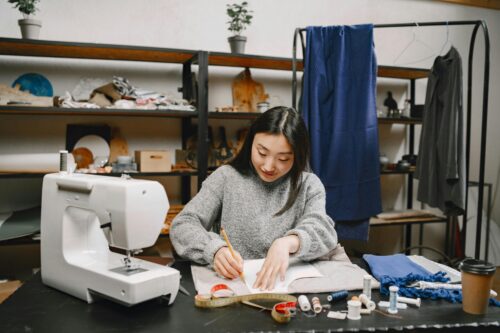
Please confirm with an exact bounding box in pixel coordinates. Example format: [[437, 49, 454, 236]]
[[253, 235, 300, 290]]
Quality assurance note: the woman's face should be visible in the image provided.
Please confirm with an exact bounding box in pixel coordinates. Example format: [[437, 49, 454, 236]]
[[251, 133, 294, 182]]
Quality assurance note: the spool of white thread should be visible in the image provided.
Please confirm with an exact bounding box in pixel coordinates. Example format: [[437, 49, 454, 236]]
[[363, 274, 372, 299], [359, 293, 376, 311], [347, 300, 362, 320], [311, 296, 322, 313], [298, 295, 311, 312], [378, 301, 407, 309], [388, 286, 399, 314], [397, 295, 421, 307], [59, 150, 68, 174]]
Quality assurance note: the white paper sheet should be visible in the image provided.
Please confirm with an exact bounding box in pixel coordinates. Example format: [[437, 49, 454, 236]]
[[243, 258, 323, 293], [191, 259, 323, 295]]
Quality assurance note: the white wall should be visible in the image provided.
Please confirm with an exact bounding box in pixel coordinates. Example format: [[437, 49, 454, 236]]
[[1, 0, 499, 257]]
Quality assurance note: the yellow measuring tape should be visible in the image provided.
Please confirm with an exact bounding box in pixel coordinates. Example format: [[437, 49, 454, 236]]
[[194, 284, 297, 323]]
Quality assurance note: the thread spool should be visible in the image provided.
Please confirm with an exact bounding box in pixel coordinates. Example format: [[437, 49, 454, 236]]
[[327, 290, 348, 303], [363, 274, 372, 299], [388, 286, 399, 314], [347, 300, 361, 320], [397, 295, 421, 307], [311, 297, 322, 313], [359, 293, 376, 311], [298, 295, 311, 312], [377, 301, 407, 309], [59, 150, 68, 174]]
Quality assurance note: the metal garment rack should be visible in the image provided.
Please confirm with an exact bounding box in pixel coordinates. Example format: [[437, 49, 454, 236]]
[[292, 20, 490, 260]]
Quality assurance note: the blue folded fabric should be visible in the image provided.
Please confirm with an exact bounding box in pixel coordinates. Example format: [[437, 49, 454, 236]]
[[363, 253, 432, 280]]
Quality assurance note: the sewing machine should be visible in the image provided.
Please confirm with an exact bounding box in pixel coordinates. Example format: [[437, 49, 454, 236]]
[[40, 172, 180, 306]]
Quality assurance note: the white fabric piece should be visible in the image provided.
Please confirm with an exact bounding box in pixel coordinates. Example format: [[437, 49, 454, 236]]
[[0, 153, 76, 173], [408, 255, 461, 283], [191, 245, 379, 295], [60, 92, 100, 108]]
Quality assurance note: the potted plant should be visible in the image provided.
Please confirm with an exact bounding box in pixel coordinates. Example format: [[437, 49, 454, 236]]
[[8, 0, 42, 39], [226, 1, 253, 54]]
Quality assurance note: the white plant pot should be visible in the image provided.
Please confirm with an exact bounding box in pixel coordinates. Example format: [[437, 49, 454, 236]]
[[18, 19, 42, 39], [228, 36, 247, 54]]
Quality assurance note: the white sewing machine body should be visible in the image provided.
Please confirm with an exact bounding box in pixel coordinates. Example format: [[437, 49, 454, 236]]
[[41, 173, 179, 306]]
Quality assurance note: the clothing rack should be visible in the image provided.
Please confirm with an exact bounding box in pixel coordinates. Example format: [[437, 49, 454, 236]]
[[291, 20, 490, 260]]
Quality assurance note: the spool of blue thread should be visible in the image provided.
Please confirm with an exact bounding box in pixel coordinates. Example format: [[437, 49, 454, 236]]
[[327, 290, 348, 303]]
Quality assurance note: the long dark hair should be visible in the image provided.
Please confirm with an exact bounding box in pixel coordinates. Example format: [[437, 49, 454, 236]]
[[230, 106, 310, 216]]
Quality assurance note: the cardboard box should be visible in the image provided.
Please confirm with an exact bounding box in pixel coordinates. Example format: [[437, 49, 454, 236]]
[[135, 150, 171, 172]]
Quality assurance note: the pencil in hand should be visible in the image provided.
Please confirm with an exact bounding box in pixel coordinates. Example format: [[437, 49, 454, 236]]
[[220, 227, 246, 283]]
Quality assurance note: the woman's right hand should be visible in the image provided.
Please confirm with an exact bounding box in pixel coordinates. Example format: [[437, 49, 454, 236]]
[[214, 246, 244, 279]]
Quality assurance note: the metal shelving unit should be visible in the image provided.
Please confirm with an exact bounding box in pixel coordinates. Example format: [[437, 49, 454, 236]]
[[291, 21, 491, 259], [0, 37, 208, 204]]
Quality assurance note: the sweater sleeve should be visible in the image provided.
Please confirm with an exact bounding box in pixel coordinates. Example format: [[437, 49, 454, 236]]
[[170, 168, 227, 265], [285, 174, 338, 261]]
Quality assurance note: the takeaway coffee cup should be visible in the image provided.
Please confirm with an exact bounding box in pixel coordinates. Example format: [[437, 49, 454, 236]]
[[459, 258, 496, 314]]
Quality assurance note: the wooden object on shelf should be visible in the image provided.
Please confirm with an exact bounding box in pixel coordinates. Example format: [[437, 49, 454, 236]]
[[376, 210, 438, 220], [370, 210, 446, 227], [108, 128, 129, 164], [370, 215, 446, 226], [135, 150, 171, 172], [232, 68, 269, 113], [161, 204, 184, 235], [71, 147, 93, 169]]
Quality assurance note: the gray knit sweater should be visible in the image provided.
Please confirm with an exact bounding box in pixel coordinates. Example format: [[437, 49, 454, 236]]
[[170, 165, 337, 265]]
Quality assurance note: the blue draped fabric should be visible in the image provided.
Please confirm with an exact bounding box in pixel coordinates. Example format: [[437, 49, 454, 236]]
[[302, 24, 381, 240]]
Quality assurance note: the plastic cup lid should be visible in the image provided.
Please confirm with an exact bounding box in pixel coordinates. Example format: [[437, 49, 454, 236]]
[[459, 258, 496, 275]]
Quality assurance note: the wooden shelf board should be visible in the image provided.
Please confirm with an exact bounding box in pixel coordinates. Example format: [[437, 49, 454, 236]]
[[0, 171, 199, 178], [0, 106, 197, 118], [381, 169, 414, 175], [378, 117, 423, 124], [370, 215, 447, 226], [0, 38, 430, 79], [0, 38, 197, 63], [208, 52, 304, 71], [208, 111, 260, 119], [377, 66, 429, 79]]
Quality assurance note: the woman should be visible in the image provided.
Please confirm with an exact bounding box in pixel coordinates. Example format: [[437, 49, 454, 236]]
[[170, 106, 337, 290]]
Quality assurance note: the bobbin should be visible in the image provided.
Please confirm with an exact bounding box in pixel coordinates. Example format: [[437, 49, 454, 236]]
[[388, 286, 399, 314], [363, 274, 372, 299], [298, 295, 311, 312], [359, 293, 376, 311], [59, 150, 68, 174], [311, 296, 322, 313], [327, 290, 348, 303], [397, 295, 421, 307], [347, 300, 361, 320]]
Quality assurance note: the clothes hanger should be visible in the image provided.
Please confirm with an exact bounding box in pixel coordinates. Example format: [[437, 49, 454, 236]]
[[393, 23, 436, 66], [437, 21, 452, 56]]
